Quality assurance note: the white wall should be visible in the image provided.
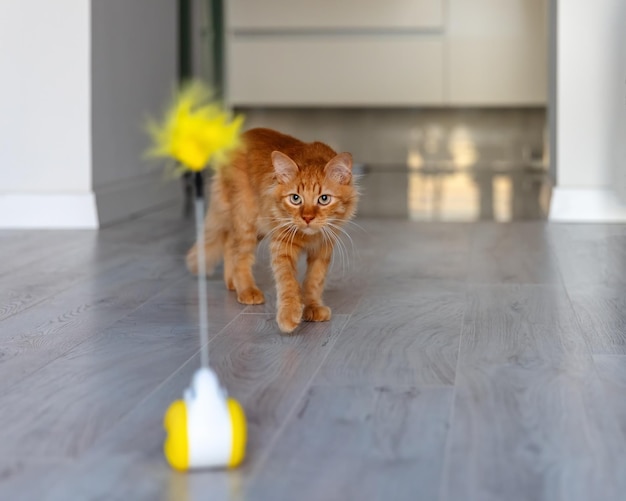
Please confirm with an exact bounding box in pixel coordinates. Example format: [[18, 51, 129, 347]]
[[0, 0, 180, 228], [0, 0, 91, 194], [550, 0, 626, 221], [556, 0, 622, 188]]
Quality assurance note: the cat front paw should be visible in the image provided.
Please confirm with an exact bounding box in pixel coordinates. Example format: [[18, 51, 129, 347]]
[[276, 302, 304, 333], [237, 287, 265, 305], [303, 305, 332, 322]]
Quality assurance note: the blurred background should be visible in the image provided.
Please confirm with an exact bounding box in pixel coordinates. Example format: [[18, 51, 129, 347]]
[[1, 0, 625, 228]]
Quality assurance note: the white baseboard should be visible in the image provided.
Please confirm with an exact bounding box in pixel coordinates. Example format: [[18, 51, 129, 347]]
[[549, 187, 626, 222], [0, 193, 99, 229]]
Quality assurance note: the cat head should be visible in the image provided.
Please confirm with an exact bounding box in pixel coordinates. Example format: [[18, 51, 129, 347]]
[[271, 150, 358, 235]]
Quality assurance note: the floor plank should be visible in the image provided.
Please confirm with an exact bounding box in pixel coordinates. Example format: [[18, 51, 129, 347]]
[[468, 224, 563, 284], [593, 355, 626, 443], [374, 222, 472, 283], [5, 217, 626, 500], [441, 285, 623, 501], [203, 314, 350, 460], [0, 280, 243, 458], [0, 254, 187, 381], [0, 278, 184, 395], [567, 285, 626, 354], [458, 285, 590, 361], [0, 459, 71, 501], [25, 314, 350, 500], [248, 385, 453, 501], [442, 362, 626, 501], [0, 238, 139, 322], [316, 283, 465, 386], [0, 230, 97, 278], [555, 225, 626, 287]]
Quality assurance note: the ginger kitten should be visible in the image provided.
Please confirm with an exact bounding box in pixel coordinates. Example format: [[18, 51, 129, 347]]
[[186, 127, 358, 333]]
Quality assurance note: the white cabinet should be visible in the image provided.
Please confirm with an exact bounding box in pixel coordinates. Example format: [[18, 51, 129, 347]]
[[229, 36, 444, 106], [228, 0, 444, 31], [446, 0, 548, 105], [225, 0, 548, 106]]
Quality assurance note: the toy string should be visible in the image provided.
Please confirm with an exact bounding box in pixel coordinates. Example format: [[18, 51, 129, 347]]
[[194, 171, 210, 368]]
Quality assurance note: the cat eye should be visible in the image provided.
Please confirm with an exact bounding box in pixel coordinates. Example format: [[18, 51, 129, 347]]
[[318, 194, 331, 206], [289, 194, 302, 205]]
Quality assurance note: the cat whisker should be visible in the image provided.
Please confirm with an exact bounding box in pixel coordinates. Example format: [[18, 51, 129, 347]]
[[259, 223, 295, 258], [333, 227, 352, 275], [325, 222, 356, 264], [258, 222, 293, 249], [321, 226, 332, 257], [275, 224, 296, 245], [332, 232, 347, 276], [320, 227, 337, 271], [333, 219, 367, 234], [288, 225, 298, 255], [271, 224, 297, 253], [323, 225, 348, 277], [262, 221, 292, 239], [335, 234, 348, 277]]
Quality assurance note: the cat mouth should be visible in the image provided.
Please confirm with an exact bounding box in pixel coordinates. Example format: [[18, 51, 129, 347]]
[[301, 227, 318, 235]]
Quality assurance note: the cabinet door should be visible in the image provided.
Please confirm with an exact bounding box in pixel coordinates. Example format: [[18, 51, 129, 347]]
[[447, 0, 548, 105], [228, 35, 444, 106], [228, 0, 443, 31]]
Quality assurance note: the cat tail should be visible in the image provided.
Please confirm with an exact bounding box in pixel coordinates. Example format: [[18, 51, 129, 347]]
[[185, 188, 227, 276]]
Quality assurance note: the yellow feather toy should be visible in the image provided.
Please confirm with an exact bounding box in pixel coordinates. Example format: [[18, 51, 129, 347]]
[[146, 81, 247, 471], [147, 82, 244, 173]]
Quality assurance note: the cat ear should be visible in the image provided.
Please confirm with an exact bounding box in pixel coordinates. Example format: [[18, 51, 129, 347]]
[[271, 151, 299, 184], [324, 152, 353, 185]]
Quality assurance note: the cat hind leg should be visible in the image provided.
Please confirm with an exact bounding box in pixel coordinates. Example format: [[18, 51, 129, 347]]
[[186, 228, 225, 276], [222, 230, 236, 290], [230, 214, 265, 305]]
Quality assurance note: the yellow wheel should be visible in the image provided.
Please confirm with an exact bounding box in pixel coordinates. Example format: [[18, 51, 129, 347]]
[[227, 398, 246, 468], [163, 400, 189, 471]]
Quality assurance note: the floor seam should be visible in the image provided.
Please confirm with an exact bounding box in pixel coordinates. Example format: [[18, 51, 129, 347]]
[[437, 224, 473, 501], [243, 295, 365, 487], [0, 274, 190, 398], [0, 251, 145, 323]]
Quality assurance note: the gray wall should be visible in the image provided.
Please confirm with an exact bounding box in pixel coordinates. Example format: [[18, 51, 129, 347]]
[[611, 2, 626, 203], [91, 0, 180, 223], [547, 0, 557, 184]]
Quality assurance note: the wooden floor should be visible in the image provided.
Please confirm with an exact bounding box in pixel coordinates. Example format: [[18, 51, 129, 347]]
[[1, 206, 626, 501]]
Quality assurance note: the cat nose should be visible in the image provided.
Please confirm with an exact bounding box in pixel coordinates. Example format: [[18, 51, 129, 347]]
[[302, 215, 315, 224]]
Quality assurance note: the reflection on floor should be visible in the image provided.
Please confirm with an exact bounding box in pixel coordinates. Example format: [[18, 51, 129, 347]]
[[238, 107, 550, 221], [358, 164, 551, 221]]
